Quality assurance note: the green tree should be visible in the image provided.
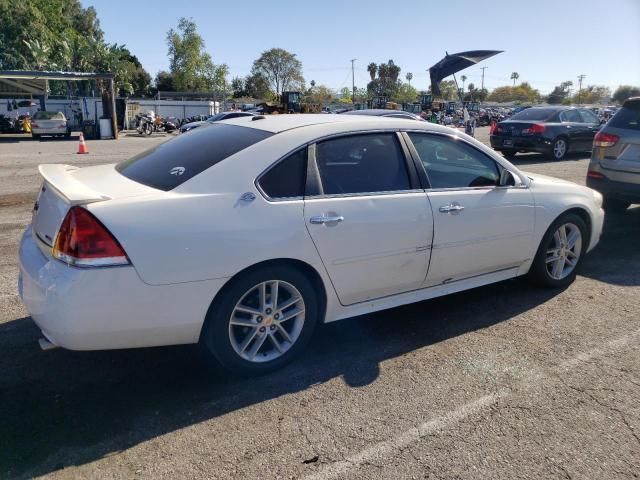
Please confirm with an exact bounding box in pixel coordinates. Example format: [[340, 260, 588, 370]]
[[405, 72, 413, 86], [367, 63, 377, 81], [461, 75, 467, 94], [510, 72, 519, 87], [547, 81, 573, 104], [394, 83, 418, 104], [244, 73, 274, 100], [487, 83, 540, 103], [154, 71, 176, 92], [338, 86, 352, 103], [612, 85, 640, 104], [367, 59, 401, 98], [305, 84, 335, 104], [428, 79, 458, 100], [166, 17, 227, 92], [251, 48, 304, 97], [573, 85, 611, 104]]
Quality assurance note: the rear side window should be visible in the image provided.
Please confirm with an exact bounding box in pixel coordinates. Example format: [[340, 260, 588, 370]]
[[579, 109, 599, 124], [34, 111, 65, 120], [117, 124, 272, 190], [315, 133, 410, 195], [610, 102, 640, 130], [510, 109, 556, 121], [259, 148, 307, 199]]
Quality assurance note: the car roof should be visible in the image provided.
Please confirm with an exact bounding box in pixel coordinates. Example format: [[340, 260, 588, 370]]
[[339, 109, 414, 116], [220, 113, 420, 133]]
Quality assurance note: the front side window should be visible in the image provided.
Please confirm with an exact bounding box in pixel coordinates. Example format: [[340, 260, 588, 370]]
[[408, 133, 499, 189], [117, 123, 273, 190], [315, 133, 410, 195], [259, 148, 307, 199]]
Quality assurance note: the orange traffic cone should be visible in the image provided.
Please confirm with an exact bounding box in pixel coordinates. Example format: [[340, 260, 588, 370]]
[[77, 133, 89, 154]]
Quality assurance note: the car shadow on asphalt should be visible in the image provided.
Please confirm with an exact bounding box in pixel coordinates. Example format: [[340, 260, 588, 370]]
[[1, 206, 638, 478]]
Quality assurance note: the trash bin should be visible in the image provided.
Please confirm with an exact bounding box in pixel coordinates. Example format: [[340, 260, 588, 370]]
[[82, 121, 96, 139], [99, 117, 113, 139]]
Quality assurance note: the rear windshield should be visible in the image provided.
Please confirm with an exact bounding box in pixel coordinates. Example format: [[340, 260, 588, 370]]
[[34, 111, 65, 120], [116, 123, 273, 190], [510, 109, 557, 121], [610, 101, 640, 130]]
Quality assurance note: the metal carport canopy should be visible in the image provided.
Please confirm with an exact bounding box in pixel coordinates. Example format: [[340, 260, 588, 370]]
[[0, 70, 118, 138]]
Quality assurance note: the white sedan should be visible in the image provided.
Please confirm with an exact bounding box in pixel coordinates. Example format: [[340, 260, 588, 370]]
[[19, 115, 604, 374], [31, 111, 71, 139]]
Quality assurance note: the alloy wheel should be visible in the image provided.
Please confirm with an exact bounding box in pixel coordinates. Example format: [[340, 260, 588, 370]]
[[545, 223, 582, 280], [553, 139, 567, 160], [228, 280, 305, 363]]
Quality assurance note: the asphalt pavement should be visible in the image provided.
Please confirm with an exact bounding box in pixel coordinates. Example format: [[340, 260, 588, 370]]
[[0, 128, 638, 479]]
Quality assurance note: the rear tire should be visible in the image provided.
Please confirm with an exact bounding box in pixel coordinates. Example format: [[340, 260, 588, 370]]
[[528, 213, 587, 288], [200, 265, 319, 376], [602, 197, 630, 213], [550, 137, 569, 160]]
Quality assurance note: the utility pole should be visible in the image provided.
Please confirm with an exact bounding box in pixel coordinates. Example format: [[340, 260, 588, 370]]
[[351, 59, 357, 106], [577, 74, 586, 104], [480, 66, 487, 92]]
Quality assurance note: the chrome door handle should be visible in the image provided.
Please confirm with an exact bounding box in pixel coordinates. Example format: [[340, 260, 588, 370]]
[[439, 203, 465, 214], [310, 215, 344, 224]]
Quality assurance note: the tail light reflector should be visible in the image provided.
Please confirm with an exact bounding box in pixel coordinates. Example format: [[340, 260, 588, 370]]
[[587, 171, 605, 180], [522, 124, 546, 135], [52, 207, 129, 267], [593, 132, 619, 148]]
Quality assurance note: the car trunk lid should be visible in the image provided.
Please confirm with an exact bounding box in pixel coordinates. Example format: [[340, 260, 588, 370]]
[[33, 163, 157, 248], [596, 126, 640, 178], [494, 121, 543, 137]]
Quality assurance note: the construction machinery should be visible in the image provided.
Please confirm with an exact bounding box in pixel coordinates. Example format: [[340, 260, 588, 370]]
[[258, 91, 322, 114]]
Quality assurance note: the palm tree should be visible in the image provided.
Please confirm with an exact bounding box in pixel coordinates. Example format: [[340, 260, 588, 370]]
[[405, 72, 413, 86], [510, 72, 520, 87], [461, 75, 467, 94], [367, 62, 377, 81], [467, 82, 475, 100]]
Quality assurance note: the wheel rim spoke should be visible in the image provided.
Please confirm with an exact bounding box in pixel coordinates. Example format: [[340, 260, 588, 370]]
[[235, 305, 261, 316], [280, 307, 305, 322], [238, 328, 258, 353], [271, 281, 279, 311], [247, 332, 268, 360], [230, 317, 256, 327], [546, 222, 582, 280], [259, 282, 267, 312], [277, 296, 300, 311], [269, 333, 284, 353], [276, 323, 292, 343]]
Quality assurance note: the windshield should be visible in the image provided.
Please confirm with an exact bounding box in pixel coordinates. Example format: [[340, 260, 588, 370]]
[[117, 124, 273, 190], [510, 109, 556, 121], [34, 111, 65, 120]]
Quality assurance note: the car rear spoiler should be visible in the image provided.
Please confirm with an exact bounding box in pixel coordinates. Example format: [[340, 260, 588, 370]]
[[38, 164, 111, 205]]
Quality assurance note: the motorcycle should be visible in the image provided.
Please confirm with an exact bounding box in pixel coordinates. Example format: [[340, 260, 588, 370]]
[[136, 113, 180, 135]]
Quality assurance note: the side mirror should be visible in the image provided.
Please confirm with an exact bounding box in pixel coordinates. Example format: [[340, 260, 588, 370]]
[[499, 169, 517, 187]]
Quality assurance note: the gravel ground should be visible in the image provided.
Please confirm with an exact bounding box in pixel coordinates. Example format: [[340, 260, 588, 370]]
[[0, 128, 638, 479]]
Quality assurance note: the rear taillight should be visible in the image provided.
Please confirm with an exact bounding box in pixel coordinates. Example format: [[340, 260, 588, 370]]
[[593, 131, 619, 148], [52, 207, 129, 267], [587, 171, 605, 180], [522, 124, 546, 135], [495, 125, 503, 133]]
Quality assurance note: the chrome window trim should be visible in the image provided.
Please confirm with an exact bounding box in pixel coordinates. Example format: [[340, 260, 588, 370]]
[[304, 189, 426, 201]]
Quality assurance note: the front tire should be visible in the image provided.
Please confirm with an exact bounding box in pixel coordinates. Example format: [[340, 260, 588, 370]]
[[528, 213, 587, 288], [200, 265, 319, 375], [550, 137, 569, 160]]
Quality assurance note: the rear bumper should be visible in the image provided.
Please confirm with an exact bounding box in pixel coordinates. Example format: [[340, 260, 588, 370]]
[[18, 226, 227, 351], [490, 135, 551, 153], [587, 175, 640, 203]]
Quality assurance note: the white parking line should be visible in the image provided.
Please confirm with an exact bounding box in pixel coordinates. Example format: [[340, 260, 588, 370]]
[[304, 329, 640, 480]]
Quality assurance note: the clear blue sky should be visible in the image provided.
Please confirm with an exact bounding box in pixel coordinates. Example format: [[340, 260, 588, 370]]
[[83, 0, 640, 94]]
